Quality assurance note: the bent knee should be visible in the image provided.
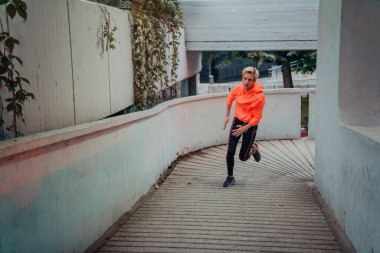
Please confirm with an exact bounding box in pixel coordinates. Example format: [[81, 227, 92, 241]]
[[239, 154, 249, 161]]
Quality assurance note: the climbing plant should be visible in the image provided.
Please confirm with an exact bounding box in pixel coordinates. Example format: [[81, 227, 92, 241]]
[[130, 0, 183, 109], [97, 0, 118, 51], [0, 0, 34, 140], [99, 0, 184, 110]]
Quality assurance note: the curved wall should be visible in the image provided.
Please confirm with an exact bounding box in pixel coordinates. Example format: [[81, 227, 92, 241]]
[[0, 90, 301, 253], [315, 1, 380, 252]]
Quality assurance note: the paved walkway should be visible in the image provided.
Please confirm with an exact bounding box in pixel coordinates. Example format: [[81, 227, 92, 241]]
[[97, 140, 342, 253]]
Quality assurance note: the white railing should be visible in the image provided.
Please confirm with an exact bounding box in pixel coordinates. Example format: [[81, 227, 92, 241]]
[[268, 61, 301, 79]]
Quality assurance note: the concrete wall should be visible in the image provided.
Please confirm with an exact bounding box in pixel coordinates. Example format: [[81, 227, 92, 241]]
[[0, 90, 301, 253], [3, 0, 133, 135], [6, 0, 76, 134], [177, 28, 202, 81], [180, 0, 319, 51], [308, 88, 316, 139], [338, 0, 380, 127], [2, 0, 200, 137], [68, 0, 134, 125], [258, 89, 301, 140], [315, 1, 380, 252]]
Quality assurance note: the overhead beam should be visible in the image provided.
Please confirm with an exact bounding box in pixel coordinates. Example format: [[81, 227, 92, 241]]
[[186, 41, 318, 51], [180, 0, 319, 51]]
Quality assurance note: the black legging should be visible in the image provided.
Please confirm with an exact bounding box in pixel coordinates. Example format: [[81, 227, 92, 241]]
[[226, 117, 258, 176]]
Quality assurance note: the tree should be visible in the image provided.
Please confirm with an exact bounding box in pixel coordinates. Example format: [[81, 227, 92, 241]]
[[202, 52, 221, 78], [247, 51, 317, 88], [202, 51, 245, 82]]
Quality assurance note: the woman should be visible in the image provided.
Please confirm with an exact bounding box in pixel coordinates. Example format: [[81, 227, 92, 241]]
[[223, 66, 265, 187]]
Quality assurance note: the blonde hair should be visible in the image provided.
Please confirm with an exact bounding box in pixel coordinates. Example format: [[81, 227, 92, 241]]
[[242, 66, 259, 80]]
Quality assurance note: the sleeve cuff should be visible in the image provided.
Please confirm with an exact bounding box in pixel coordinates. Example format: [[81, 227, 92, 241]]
[[250, 119, 259, 126]]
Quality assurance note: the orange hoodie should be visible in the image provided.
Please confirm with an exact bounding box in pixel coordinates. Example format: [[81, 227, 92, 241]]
[[226, 82, 265, 126]]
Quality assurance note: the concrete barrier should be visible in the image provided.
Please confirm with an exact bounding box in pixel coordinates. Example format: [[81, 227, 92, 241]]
[[0, 90, 301, 253]]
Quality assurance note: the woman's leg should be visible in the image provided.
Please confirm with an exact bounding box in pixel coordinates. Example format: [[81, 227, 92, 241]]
[[239, 125, 258, 161], [226, 117, 242, 176]]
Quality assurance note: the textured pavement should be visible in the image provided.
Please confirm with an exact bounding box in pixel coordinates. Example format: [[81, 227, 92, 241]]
[[97, 140, 342, 253]]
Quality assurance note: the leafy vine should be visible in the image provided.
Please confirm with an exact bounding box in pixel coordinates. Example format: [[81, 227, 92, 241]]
[[97, 0, 118, 51], [0, 0, 34, 140], [94, 0, 183, 110], [130, 0, 184, 109]]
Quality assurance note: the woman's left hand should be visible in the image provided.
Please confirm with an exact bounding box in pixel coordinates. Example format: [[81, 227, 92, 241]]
[[232, 125, 247, 137]]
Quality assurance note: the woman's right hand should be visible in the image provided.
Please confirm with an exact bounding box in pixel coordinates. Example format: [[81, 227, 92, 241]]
[[223, 116, 230, 130]]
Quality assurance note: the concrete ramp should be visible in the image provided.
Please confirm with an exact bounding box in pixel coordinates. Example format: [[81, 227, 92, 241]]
[[97, 140, 342, 253]]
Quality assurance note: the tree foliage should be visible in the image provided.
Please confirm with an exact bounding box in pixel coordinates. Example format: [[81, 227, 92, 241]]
[[203, 50, 316, 88], [202, 51, 246, 79], [247, 50, 317, 88]]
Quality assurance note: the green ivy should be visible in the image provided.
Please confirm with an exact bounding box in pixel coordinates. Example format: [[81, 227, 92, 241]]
[[0, 0, 34, 140], [131, 0, 184, 110], [100, 0, 184, 110], [97, 0, 118, 51]]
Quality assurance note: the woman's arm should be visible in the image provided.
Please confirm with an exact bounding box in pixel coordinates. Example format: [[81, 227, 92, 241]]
[[223, 104, 232, 129]]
